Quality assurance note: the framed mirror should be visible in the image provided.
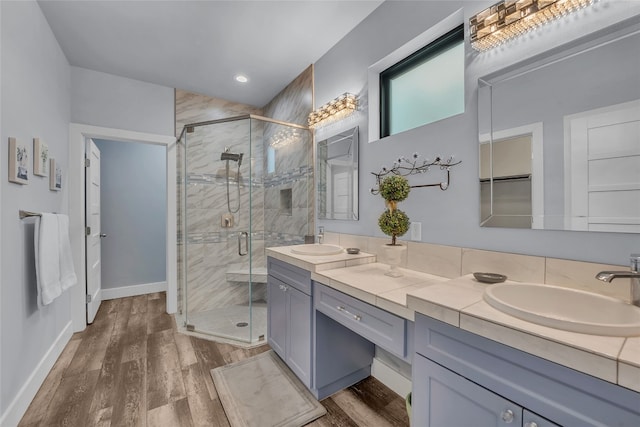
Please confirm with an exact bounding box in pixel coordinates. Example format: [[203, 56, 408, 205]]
[[317, 126, 359, 220], [479, 18, 640, 233]]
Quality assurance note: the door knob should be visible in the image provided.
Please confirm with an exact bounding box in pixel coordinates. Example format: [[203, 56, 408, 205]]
[[501, 409, 515, 423], [99, 233, 107, 238]]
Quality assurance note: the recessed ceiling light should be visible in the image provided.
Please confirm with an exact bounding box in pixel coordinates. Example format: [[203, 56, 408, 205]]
[[235, 74, 249, 83]]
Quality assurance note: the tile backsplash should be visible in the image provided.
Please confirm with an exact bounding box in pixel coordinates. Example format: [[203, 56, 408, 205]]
[[324, 232, 630, 302]]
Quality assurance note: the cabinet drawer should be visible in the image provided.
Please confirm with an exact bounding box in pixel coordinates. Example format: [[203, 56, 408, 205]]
[[267, 257, 311, 295], [314, 282, 406, 358]]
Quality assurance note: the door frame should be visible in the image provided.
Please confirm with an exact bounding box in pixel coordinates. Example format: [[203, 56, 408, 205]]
[[69, 123, 176, 332]]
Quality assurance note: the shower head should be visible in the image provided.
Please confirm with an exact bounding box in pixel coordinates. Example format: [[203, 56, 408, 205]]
[[221, 152, 244, 166]]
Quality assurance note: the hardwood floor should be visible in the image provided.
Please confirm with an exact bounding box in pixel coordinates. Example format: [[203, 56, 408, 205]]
[[19, 293, 410, 427]]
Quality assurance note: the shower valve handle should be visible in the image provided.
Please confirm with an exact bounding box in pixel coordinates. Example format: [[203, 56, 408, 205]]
[[238, 231, 249, 256]]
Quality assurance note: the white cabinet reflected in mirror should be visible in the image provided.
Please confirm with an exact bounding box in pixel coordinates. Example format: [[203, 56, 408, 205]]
[[479, 18, 640, 233], [317, 126, 359, 221]]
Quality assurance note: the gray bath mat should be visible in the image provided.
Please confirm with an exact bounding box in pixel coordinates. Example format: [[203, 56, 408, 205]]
[[211, 350, 326, 427]]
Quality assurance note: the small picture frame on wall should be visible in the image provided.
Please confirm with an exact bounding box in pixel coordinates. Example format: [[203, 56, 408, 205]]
[[33, 138, 49, 177], [49, 158, 62, 191], [8, 137, 29, 185]]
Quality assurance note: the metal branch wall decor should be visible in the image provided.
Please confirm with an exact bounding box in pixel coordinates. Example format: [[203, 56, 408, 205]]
[[370, 153, 462, 194]]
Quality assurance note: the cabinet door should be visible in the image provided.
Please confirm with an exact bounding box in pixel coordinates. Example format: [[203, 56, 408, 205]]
[[267, 276, 287, 359], [286, 285, 312, 388], [523, 410, 560, 427], [413, 354, 522, 427]]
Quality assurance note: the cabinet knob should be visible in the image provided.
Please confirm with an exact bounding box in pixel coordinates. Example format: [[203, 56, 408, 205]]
[[524, 422, 538, 427], [501, 409, 515, 423]]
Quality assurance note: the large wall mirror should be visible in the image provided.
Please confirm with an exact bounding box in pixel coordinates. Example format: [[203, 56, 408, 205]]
[[317, 126, 359, 220], [479, 18, 640, 233]]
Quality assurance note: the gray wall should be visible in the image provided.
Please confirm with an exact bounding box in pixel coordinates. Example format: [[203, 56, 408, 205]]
[[71, 66, 175, 136], [0, 0, 71, 415], [94, 139, 167, 289], [315, 0, 640, 266]]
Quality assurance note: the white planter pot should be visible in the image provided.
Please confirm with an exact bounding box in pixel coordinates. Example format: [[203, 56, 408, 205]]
[[381, 244, 407, 277]]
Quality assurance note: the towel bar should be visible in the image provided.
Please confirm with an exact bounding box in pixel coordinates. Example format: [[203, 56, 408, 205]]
[[19, 210, 42, 219]]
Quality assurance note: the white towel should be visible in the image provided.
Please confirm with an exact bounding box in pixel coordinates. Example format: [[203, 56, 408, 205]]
[[57, 214, 77, 290], [35, 213, 62, 306]]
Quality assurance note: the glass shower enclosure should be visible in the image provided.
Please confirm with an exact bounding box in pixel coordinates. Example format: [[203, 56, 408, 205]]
[[177, 115, 313, 345]]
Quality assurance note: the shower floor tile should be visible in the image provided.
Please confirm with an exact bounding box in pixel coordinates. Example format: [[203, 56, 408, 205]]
[[186, 302, 267, 344]]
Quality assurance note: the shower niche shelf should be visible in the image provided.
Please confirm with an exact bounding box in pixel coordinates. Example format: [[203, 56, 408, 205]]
[[280, 188, 293, 216]]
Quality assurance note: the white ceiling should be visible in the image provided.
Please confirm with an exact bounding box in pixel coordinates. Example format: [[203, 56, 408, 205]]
[[38, 0, 383, 107]]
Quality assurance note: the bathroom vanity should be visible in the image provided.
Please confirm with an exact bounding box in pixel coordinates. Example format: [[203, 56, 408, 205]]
[[412, 314, 638, 426], [267, 255, 376, 399], [266, 245, 640, 426]]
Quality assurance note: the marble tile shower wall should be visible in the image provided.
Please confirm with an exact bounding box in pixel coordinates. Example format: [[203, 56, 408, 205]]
[[262, 66, 314, 247], [175, 64, 313, 316]]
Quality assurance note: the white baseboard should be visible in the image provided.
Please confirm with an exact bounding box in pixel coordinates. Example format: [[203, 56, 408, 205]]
[[0, 322, 73, 427], [371, 357, 412, 399], [101, 281, 167, 300]]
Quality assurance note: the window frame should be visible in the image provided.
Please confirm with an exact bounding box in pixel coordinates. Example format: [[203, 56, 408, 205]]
[[379, 24, 464, 138]]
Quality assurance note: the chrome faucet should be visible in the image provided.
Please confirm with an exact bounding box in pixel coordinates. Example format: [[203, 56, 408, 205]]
[[317, 226, 324, 244], [596, 254, 640, 306]]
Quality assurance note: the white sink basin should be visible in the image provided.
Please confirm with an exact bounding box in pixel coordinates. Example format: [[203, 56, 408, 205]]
[[290, 244, 343, 256], [484, 283, 640, 336]]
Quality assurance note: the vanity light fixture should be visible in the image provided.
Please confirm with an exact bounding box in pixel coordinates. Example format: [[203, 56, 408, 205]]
[[470, 0, 595, 52], [308, 93, 357, 128], [269, 128, 302, 148]]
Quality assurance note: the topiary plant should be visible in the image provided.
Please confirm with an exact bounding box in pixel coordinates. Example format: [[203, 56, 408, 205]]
[[378, 175, 410, 245]]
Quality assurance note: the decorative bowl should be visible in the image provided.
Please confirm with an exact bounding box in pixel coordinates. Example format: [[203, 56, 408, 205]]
[[473, 272, 507, 284]]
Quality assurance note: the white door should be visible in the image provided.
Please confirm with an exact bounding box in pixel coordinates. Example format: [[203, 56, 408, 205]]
[[566, 99, 640, 232], [85, 139, 102, 323]]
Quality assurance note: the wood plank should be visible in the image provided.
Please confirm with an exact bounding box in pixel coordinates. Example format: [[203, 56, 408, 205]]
[[174, 332, 198, 367], [111, 358, 146, 427], [223, 344, 270, 364], [88, 330, 126, 416], [308, 397, 359, 427], [147, 296, 174, 334], [147, 330, 187, 410], [189, 336, 228, 400], [112, 296, 134, 336], [331, 385, 408, 427], [64, 313, 117, 377], [40, 370, 100, 426], [126, 313, 148, 341], [18, 338, 82, 426], [88, 407, 113, 427], [208, 398, 231, 427], [147, 398, 194, 427], [349, 376, 409, 426], [190, 336, 227, 372], [130, 295, 148, 315], [182, 363, 220, 427]]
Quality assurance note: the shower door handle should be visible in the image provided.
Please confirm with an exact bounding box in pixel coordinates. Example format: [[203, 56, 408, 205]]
[[238, 231, 249, 256]]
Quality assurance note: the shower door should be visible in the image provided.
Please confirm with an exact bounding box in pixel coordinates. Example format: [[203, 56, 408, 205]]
[[181, 116, 263, 344], [178, 114, 313, 345]]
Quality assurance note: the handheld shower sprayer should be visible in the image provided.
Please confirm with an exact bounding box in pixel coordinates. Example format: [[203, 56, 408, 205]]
[[221, 148, 245, 214]]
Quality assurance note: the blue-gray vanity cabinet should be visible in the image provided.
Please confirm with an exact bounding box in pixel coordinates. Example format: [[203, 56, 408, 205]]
[[413, 354, 559, 427], [267, 258, 312, 388], [315, 282, 409, 361], [412, 313, 640, 427]]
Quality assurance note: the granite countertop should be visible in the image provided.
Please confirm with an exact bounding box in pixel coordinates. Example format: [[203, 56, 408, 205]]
[[266, 245, 640, 393]]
